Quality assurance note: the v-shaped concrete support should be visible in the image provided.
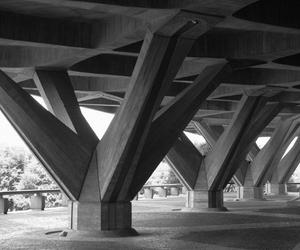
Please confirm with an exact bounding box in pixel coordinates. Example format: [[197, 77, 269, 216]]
[[191, 94, 282, 208], [33, 70, 98, 150], [0, 70, 92, 200], [125, 62, 230, 200], [165, 132, 203, 190]]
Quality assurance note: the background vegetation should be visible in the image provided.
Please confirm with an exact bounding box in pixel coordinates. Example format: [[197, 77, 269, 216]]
[[0, 147, 63, 210]]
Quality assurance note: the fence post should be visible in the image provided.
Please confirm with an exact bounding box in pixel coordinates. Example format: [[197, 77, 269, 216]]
[[0, 195, 8, 214], [157, 187, 167, 197], [30, 193, 46, 210], [144, 188, 154, 199], [170, 187, 179, 196]]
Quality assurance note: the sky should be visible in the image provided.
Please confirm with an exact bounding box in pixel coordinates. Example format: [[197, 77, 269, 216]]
[[0, 96, 114, 147]]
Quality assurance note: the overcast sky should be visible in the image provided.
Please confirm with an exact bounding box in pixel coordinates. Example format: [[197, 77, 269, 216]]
[[0, 96, 114, 147]]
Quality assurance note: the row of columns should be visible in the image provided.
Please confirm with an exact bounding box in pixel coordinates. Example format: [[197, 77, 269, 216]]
[[143, 186, 183, 199], [0, 10, 297, 235], [179, 115, 298, 208], [0, 12, 227, 233], [0, 194, 46, 214]]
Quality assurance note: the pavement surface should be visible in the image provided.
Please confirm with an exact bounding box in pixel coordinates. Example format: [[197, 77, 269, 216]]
[[1, 194, 300, 250]]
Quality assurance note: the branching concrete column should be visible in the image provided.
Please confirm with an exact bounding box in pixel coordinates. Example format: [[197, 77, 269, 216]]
[[245, 116, 299, 198], [271, 130, 300, 195], [193, 92, 283, 209], [192, 120, 258, 200], [270, 183, 287, 195], [126, 61, 231, 204], [165, 133, 203, 191], [73, 12, 220, 232]]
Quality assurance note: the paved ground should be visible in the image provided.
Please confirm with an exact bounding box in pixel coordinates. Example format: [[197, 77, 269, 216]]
[[1, 194, 300, 250]]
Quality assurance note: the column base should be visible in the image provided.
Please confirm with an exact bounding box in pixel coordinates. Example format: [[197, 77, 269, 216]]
[[185, 190, 227, 211], [270, 183, 287, 195], [143, 188, 154, 199], [30, 195, 46, 210], [236, 186, 244, 200], [157, 187, 167, 197], [60, 228, 138, 238], [70, 201, 135, 232], [170, 187, 179, 196], [265, 182, 271, 195], [0, 197, 8, 214], [242, 186, 265, 200], [182, 207, 228, 212]]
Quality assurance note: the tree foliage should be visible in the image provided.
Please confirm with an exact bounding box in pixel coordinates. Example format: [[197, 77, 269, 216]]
[[0, 147, 62, 210]]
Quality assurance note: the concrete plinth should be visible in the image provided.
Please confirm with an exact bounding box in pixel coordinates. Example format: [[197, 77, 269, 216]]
[[182, 187, 187, 194], [243, 186, 265, 200], [157, 187, 167, 197], [170, 187, 179, 196], [265, 182, 271, 194], [270, 183, 287, 195], [0, 197, 8, 214], [236, 186, 244, 200], [30, 194, 46, 210], [70, 201, 134, 233], [61, 194, 69, 207], [185, 190, 226, 211], [144, 188, 154, 199]]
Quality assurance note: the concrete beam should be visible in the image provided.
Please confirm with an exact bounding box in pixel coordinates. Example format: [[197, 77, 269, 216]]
[[202, 94, 282, 207], [0, 70, 92, 200], [166, 133, 203, 190], [33, 70, 98, 149], [127, 62, 230, 200], [251, 116, 300, 187], [97, 15, 209, 202]]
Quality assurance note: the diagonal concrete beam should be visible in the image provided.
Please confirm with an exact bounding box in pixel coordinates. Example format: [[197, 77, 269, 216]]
[[0, 70, 92, 200], [126, 62, 230, 200], [201, 94, 282, 207], [251, 115, 300, 186], [97, 12, 216, 202], [277, 130, 300, 184], [165, 133, 203, 190], [192, 120, 259, 186], [33, 70, 99, 150]]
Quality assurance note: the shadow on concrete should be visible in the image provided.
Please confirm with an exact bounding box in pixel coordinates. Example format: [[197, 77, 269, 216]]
[[256, 207, 300, 215], [133, 212, 300, 228], [176, 226, 300, 250]]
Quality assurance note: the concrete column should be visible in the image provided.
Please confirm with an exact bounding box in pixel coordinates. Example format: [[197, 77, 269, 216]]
[[61, 193, 69, 207], [270, 183, 287, 195], [265, 182, 271, 194], [157, 187, 167, 197], [236, 186, 244, 200], [30, 194, 46, 210], [243, 186, 264, 200], [0, 197, 8, 214], [144, 188, 154, 199], [70, 201, 132, 231], [182, 186, 187, 194], [170, 187, 179, 196], [185, 190, 225, 211]]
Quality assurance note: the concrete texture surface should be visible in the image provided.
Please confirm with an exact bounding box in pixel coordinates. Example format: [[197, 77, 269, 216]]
[[1, 195, 300, 250]]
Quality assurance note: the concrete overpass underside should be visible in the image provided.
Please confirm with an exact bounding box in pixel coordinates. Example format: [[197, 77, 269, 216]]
[[0, 0, 300, 236]]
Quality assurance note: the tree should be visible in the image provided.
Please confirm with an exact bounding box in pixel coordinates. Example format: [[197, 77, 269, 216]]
[[0, 147, 62, 210], [0, 147, 26, 191]]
